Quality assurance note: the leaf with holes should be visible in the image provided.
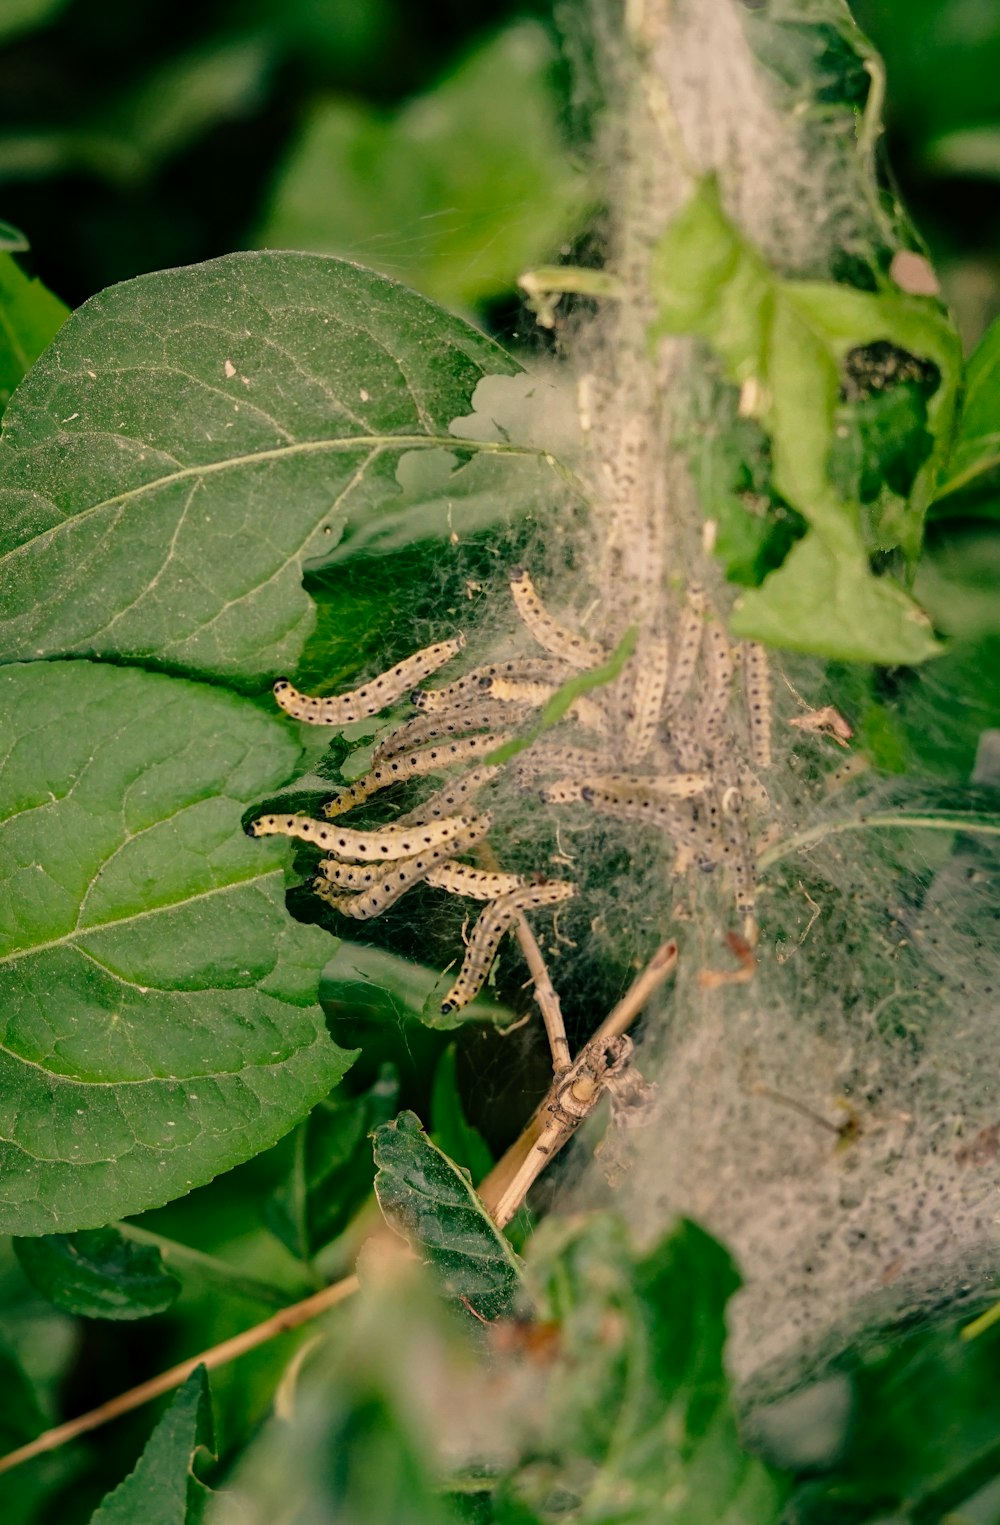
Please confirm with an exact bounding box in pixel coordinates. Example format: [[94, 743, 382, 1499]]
[[0, 659, 355, 1236], [0, 251, 570, 682]]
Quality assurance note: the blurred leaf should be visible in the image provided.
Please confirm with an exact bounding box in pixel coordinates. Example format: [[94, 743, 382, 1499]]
[[937, 311, 1000, 498], [90, 1366, 216, 1524], [0, 1338, 46, 1454], [97, 37, 275, 173], [321, 940, 518, 1034], [0, 250, 69, 413], [915, 524, 1000, 640], [0, 660, 355, 1235], [215, 1254, 466, 1525], [257, 23, 587, 309], [373, 1110, 522, 1320], [266, 1064, 400, 1262], [650, 176, 961, 662], [0, 0, 67, 43], [0, 251, 541, 682], [828, 381, 935, 549], [430, 1046, 493, 1186], [13, 1226, 181, 1319], [786, 1316, 1000, 1524], [510, 1215, 790, 1523]]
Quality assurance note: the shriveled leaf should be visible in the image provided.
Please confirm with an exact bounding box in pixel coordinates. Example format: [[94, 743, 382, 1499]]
[[650, 177, 960, 662], [373, 1110, 521, 1320], [511, 1215, 790, 1523], [0, 251, 552, 682], [0, 660, 354, 1235], [0, 251, 69, 413], [257, 23, 586, 309], [266, 1064, 400, 1261], [90, 1366, 215, 1524], [13, 1227, 180, 1320]]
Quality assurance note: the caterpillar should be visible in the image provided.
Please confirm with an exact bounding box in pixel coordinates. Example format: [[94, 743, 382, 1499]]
[[440, 880, 576, 1013], [273, 636, 464, 725], [373, 702, 530, 764], [622, 633, 671, 764], [322, 733, 511, 819], [509, 567, 607, 670], [694, 618, 735, 746], [246, 810, 483, 860], [742, 642, 773, 770], [663, 585, 708, 711], [396, 765, 501, 823], [424, 862, 530, 899], [412, 656, 570, 713], [314, 816, 491, 919]]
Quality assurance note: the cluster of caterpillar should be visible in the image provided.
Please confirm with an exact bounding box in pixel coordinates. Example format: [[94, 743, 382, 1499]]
[[248, 567, 772, 1008]]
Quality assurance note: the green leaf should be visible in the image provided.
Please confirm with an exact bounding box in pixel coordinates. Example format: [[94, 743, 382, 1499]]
[[90, 1366, 215, 1524], [13, 1226, 181, 1319], [0, 660, 355, 1235], [0, 251, 69, 414], [430, 1046, 493, 1186], [0, 0, 67, 43], [257, 23, 587, 310], [321, 940, 518, 1033], [512, 1215, 790, 1523], [937, 311, 1000, 499], [650, 177, 961, 662], [0, 251, 542, 682], [0, 1339, 47, 1454], [266, 1064, 400, 1262], [372, 1110, 521, 1320]]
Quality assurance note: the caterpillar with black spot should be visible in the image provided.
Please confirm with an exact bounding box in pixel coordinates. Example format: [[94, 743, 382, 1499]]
[[273, 636, 464, 725]]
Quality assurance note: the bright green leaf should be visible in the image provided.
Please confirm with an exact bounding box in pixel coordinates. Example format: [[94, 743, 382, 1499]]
[[90, 1366, 215, 1524], [13, 1226, 180, 1319], [0, 251, 69, 414], [0, 251, 547, 682], [257, 23, 587, 310], [266, 1064, 400, 1262], [650, 177, 960, 662], [373, 1110, 521, 1320], [0, 660, 355, 1235]]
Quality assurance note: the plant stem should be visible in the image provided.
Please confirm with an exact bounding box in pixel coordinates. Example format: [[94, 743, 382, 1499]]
[[0, 1274, 359, 1476]]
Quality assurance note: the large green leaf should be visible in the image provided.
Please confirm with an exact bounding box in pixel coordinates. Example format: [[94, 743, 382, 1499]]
[[650, 177, 960, 663], [257, 23, 586, 310], [90, 1366, 215, 1524], [0, 660, 354, 1235], [13, 1226, 180, 1319], [0, 251, 544, 682], [373, 1110, 522, 1321]]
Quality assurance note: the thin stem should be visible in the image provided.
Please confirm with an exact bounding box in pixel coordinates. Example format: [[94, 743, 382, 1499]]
[[0, 1274, 359, 1476], [759, 810, 1000, 871], [514, 913, 571, 1074]]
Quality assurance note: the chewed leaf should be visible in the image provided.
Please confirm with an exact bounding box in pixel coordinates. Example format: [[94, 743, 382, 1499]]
[[0, 660, 355, 1235], [373, 1110, 522, 1320], [0, 251, 540, 682], [651, 177, 960, 663], [13, 1226, 181, 1319]]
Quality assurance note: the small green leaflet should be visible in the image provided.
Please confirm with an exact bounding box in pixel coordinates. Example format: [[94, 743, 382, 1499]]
[[90, 1367, 215, 1524], [13, 1226, 181, 1320]]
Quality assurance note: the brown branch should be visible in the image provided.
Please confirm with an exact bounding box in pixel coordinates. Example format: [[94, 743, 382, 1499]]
[[0, 1273, 359, 1476]]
